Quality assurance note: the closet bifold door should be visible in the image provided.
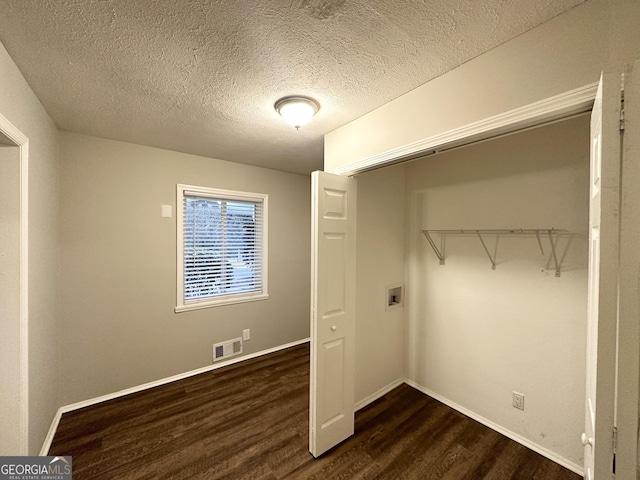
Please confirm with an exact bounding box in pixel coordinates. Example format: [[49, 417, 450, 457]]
[[582, 68, 622, 480], [309, 171, 357, 457]]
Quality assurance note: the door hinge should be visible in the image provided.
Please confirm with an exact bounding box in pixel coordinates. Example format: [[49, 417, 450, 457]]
[[612, 426, 618, 474]]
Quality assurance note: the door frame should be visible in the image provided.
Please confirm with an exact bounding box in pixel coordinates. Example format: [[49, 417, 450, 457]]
[[615, 61, 640, 479], [0, 112, 30, 455], [331, 77, 638, 476], [333, 82, 598, 176]]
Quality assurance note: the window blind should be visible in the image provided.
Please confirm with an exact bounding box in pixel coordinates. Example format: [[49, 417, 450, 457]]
[[182, 193, 264, 302]]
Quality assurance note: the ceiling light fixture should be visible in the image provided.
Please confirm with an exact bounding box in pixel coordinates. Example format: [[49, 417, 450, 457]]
[[274, 96, 320, 130]]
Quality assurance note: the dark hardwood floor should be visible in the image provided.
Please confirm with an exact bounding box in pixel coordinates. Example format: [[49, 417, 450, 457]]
[[49, 344, 581, 479]]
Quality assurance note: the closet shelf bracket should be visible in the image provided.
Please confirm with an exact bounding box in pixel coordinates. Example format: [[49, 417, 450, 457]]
[[422, 230, 445, 265], [476, 231, 496, 270], [547, 230, 561, 278], [421, 228, 570, 276]]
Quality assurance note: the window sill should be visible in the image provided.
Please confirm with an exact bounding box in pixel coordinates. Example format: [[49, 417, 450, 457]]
[[175, 293, 269, 313]]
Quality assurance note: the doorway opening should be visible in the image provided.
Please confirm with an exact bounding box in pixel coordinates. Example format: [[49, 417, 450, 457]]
[[0, 116, 29, 455]]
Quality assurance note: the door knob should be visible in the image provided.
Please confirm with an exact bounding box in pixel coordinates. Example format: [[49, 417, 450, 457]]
[[331, 325, 337, 331], [581, 433, 593, 447]]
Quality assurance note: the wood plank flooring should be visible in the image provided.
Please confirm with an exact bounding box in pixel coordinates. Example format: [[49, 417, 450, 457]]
[[49, 344, 581, 479]]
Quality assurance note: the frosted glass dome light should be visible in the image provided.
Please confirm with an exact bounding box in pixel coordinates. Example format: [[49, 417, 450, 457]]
[[275, 96, 320, 129]]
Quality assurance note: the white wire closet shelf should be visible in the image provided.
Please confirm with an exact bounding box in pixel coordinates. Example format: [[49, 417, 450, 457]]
[[421, 228, 575, 277]]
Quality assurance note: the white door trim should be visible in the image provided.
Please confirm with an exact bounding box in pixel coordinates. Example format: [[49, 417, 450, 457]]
[[333, 82, 598, 176], [0, 112, 29, 455], [615, 60, 640, 478]]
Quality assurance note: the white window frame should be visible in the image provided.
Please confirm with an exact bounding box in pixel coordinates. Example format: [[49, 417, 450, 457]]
[[175, 184, 268, 312]]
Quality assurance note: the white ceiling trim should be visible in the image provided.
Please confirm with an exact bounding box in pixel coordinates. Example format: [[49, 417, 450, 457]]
[[334, 82, 599, 176]]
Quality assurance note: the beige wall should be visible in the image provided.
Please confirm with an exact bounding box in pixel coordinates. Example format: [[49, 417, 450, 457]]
[[404, 115, 590, 469], [0, 42, 61, 454], [325, 0, 640, 173], [355, 165, 405, 404], [0, 145, 21, 453], [58, 132, 310, 405]]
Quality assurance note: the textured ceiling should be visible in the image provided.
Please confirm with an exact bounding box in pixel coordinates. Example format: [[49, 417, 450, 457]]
[[0, 0, 584, 175]]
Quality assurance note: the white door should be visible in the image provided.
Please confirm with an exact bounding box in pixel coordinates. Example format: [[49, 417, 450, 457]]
[[583, 71, 622, 479], [309, 171, 356, 457]]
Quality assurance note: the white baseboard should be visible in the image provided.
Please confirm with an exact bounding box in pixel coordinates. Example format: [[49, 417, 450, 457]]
[[40, 338, 310, 456], [404, 379, 584, 476], [354, 378, 405, 411], [39, 407, 63, 456]]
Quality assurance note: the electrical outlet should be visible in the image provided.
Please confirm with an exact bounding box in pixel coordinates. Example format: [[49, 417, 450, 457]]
[[243, 329, 251, 341], [512, 391, 525, 410]]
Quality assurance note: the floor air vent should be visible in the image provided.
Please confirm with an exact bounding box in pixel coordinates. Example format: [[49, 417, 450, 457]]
[[213, 337, 243, 362]]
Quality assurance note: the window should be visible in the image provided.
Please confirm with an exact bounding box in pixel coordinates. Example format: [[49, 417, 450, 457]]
[[176, 184, 268, 312]]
